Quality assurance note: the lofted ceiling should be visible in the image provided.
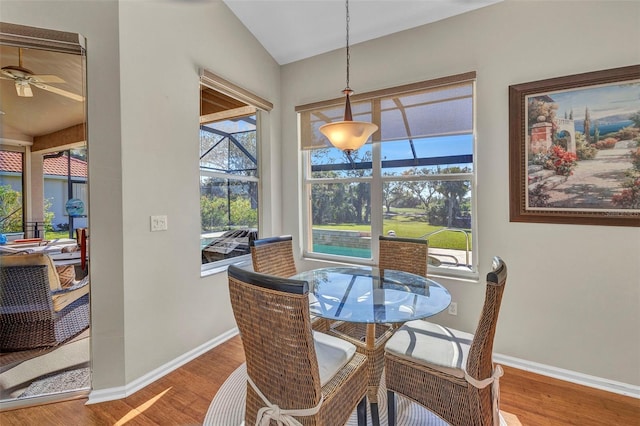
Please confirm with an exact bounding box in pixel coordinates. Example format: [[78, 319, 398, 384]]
[[222, 0, 503, 65]]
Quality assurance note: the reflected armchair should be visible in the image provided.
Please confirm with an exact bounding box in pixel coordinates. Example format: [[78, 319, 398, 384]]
[[0, 262, 90, 351]]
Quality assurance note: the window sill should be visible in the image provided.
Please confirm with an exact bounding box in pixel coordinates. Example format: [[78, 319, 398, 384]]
[[428, 269, 479, 284], [200, 255, 252, 278]]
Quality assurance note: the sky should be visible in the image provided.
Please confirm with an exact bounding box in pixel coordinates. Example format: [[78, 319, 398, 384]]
[[538, 81, 640, 121], [313, 133, 473, 167]]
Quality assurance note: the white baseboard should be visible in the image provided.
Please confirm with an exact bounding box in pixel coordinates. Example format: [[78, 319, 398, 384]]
[[86, 328, 239, 404], [493, 352, 640, 399], [87, 330, 638, 404]]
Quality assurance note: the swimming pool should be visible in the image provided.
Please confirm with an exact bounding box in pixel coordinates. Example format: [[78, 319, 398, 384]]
[[312, 244, 371, 259]]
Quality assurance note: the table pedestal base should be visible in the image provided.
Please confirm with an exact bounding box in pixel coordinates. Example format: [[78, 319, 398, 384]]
[[327, 322, 395, 425]]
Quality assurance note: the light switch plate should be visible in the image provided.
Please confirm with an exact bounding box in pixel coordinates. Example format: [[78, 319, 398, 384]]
[[150, 215, 168, 231]]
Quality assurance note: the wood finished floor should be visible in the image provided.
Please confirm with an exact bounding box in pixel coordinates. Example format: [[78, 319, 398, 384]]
[[1, 335, 638, 425]]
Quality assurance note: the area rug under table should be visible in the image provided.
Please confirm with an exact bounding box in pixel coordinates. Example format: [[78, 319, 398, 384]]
[[205, 363, 508, 426]]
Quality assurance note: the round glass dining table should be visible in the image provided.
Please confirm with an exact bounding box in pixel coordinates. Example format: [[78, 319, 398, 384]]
[[292, 266, 451, 425], [293, 266, 451, 324]]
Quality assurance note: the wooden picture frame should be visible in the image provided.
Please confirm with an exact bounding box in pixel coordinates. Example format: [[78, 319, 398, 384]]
[[509, 65, 640, 227]]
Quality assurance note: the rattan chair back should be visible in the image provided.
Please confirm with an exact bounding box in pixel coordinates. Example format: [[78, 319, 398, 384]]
[[384, 256, 507, 426], [379, 236, 428, 277], [251, 235, 332, 333], [250, 235, 297, 278], [467, 257, 507, 382], [229, 265, 372, 425]]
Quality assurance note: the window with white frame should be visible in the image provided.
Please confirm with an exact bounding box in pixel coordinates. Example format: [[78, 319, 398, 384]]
[[298, 72, 477, 277], [199, 70, 272, 272]]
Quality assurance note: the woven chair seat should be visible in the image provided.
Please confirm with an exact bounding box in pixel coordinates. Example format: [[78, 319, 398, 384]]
[[313, 330, 357, 386], [385, 320, 473, 379]]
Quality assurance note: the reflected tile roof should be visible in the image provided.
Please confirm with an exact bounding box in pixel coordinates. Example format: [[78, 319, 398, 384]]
[[0, 151, 87, 178]]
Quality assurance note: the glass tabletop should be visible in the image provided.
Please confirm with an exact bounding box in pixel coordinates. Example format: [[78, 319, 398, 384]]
[[292, 266, 451, 324]]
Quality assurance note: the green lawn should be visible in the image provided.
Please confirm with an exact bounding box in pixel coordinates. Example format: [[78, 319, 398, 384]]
[[315, 212, 472, 251], [45, 230, 75, 240]]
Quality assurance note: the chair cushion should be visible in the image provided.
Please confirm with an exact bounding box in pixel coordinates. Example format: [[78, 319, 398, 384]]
[[55, 264, 77, 288], [52, 283, 90, 312], [2, 253, 61, 291], [385, 319, 473, 378], [313, 331, 357, 386]]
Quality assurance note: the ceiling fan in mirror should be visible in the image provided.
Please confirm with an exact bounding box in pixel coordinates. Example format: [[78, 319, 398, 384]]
[[0, 47, 84, 102]]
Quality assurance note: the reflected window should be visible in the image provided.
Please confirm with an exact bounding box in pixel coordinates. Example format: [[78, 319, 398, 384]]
[[0, 149, 24, 238], [43, 148, 88, 237]]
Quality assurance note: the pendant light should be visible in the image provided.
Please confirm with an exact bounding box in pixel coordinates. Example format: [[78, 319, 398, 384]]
[[319, 0, 378, 155]]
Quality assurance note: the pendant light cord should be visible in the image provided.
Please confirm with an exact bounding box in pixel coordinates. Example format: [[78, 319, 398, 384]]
[[345, 0, 350, 91]]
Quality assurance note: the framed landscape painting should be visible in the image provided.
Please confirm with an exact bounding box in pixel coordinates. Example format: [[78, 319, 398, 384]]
[[509, 65, 640, 227]]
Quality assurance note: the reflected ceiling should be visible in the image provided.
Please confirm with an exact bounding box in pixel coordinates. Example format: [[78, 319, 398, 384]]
[[0, 45, 85, 143]]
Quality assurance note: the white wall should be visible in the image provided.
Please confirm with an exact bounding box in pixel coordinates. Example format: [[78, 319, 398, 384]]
[[282, 0, 640, 387], [117, 0, 281, 383], [1, 0, 281, 391]]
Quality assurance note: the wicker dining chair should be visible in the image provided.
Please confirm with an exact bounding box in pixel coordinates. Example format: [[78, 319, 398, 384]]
[[250, 235, 298, 278], [379, 235, 429, 277], [384, 257, 508, 426], [250, 235, 330, 332], [227, 265, 368, 426]]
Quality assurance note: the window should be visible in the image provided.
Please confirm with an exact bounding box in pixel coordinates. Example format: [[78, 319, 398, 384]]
[[0, 148, 24, 239], [200, 114, 258, 267], [43, 148, 88, 236], [298, 73, 477, 277], [199, 70, 272, 273]]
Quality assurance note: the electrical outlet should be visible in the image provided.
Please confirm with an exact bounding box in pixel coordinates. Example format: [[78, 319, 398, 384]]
[[150, 215, 168, 231], [448, 302, 457, 316]]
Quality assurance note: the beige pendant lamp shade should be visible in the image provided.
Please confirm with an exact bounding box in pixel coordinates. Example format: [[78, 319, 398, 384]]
[[319, 0, 377, 154]]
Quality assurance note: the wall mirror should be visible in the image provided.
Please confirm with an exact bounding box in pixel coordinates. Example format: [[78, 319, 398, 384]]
[[0, 22, 90, 410]]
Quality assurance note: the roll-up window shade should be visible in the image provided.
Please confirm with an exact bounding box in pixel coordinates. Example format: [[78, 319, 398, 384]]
[[200, 69, 273, 112], [298, 72, 475, 150], [0, 22, 84, 54]]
